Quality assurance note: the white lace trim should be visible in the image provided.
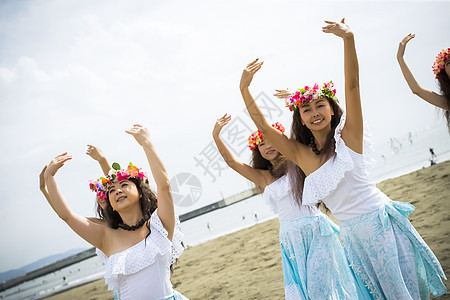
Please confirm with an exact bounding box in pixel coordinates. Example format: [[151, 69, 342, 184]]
[[303, 113, 353, 206], [303, 113, 376, 206], [103, 209, 184, 291]]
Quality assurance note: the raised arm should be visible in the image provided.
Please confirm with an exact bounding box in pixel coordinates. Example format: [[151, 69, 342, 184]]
[[43, 153, 106, 249], [213, 114, 272, 187], [323, 18, 363, 153], [39, 166, 50, 201], [240, 59, 304, 163], [86, 145, 111, 175], [125, 125, 175, 240], [397, 34, 447, 110]]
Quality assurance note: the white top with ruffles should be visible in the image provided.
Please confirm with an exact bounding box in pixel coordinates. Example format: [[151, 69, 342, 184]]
[[96, 209, 184, 300], [263, 174, 321, 220], [302, 114, 389, 221]]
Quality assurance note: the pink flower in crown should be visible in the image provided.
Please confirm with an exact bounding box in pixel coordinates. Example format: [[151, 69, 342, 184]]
[[284, 81, 339, 111], [97, 191, 106, 200], [248, 122, 285, 151], [117, 172, 129, 182], [312, 83, 319, 92], [432, 48, 449, 78]]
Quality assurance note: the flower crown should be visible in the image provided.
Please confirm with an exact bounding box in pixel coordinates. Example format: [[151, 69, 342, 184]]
[[89, 162, 149, 200], [284, 81, 338, 111], [248, 122, 285, 151], [432, 48, 449, 79]]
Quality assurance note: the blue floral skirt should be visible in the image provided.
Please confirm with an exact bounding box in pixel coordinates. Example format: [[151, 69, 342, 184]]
[[339, 201, 447, 299], [279, 214, 372, 299], [159, 290, 188, 300]]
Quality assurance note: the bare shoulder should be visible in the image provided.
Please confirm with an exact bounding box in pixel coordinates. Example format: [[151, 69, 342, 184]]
[[86, 217, 108, 225]]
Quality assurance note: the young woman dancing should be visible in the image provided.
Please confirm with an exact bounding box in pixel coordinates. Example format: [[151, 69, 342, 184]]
[[239, 19, 446, 299], [42, 125, 186, 300], [213, 114, 370, 299], [397, 33, 449, 130], [40, 144, 121, 299]]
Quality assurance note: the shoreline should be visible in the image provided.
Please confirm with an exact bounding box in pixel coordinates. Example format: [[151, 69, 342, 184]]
[[41, 160, 449, 299]]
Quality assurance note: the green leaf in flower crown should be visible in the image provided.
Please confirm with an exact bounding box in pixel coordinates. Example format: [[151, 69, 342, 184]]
[[112, 162, 121, 171]]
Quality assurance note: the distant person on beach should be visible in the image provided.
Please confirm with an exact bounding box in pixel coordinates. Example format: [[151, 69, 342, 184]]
[[241, 19, 446, 298], [430, 147, 437, 159], [429, 148, 437, 166], [213, 114, 369, 299], [397, 34, 450, 131], [40, 125, 187, 300]]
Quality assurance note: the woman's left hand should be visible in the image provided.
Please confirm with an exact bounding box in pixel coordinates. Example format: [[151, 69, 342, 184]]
[[322, 18, 353, 39], [240, 59, 263, 91], [126, 124, 151, 147], [274, 89, 291, 100], [45, 153, 72, 178]]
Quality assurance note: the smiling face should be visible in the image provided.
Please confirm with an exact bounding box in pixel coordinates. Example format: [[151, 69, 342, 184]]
[[107, 179, 140, 212], [299, 97, 334, 132], [257, 139, 279, 161]]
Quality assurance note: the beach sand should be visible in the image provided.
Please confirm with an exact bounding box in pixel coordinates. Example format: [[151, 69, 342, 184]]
[[44, 160, 450, 300]]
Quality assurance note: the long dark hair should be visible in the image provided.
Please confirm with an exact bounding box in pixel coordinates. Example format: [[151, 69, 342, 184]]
[[289, 97, 343, 205], [250, 146, 288, 191], [104, 177, 158, 230], [96, 203, 106, 220], [437, 70, 450, 131], [103, 178, 180, 270]]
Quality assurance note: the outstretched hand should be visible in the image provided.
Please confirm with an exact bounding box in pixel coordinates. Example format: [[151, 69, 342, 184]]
[[397, 33, 415, 59], [240, 59, 263, 91], [126, 124, 151, 147], [274, 89, 291, 100], [86, 145, 105, 162], [45, 153, 72, 178], [322, 18, 353, 39], [213, 113, 232, 137]]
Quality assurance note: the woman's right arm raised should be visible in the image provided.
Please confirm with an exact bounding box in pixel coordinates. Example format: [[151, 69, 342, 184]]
[[240, 59, 303, 164], [43, 153, 106, 249], [397, 34, 447, 110], [86, 145, 111, 175], [213, 114, 271, 188]]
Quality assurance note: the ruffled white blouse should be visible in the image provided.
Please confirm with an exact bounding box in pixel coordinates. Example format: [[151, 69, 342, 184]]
[[96, 209, 184, 300], [302, 114, 389, 221], [263, 175, 321, 220]]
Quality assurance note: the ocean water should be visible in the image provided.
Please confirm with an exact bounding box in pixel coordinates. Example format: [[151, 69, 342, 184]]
[[2, 122, 449, 299]]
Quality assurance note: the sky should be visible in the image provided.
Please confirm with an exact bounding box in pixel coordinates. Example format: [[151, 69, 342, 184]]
[[0, 0, 449, 272]]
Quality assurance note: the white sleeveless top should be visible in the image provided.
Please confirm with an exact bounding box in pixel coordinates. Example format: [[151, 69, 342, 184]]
[[263, 174, 321, 220], [96, 209, 184, 300], [302, 114, 389, 220]]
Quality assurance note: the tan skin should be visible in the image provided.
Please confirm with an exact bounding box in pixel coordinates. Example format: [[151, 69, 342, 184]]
[[397, 33, 448, 110], [40, 144, 112, 219], [86, 144, 111, 176], [239, 18, 362, 176], [85, 144, 111, 209], [213, 113, 281, 188], [43, 125, 176, 258], [40, 166, 106, 226]]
